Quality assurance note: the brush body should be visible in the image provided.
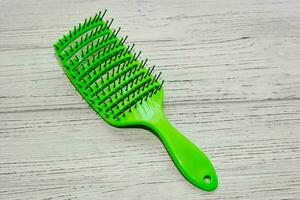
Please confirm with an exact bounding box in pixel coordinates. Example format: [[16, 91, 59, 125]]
[[54, 10, 218, 191]]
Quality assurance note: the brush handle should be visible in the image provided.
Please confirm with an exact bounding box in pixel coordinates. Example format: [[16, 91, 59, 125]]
[[148, 116, 218, 191]]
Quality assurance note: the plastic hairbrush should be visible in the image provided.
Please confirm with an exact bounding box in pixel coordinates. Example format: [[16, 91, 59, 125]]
[[54, 10, 218, 191]]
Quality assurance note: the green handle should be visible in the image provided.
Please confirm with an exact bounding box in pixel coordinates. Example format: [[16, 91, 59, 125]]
[[147, 115, 218, 191]]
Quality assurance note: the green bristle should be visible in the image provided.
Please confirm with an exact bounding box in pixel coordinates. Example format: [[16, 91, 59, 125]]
[[54, 10, 163, 121]]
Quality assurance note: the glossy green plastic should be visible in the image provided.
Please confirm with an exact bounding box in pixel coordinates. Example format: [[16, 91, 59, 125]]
[[54, 10, 218, 191]]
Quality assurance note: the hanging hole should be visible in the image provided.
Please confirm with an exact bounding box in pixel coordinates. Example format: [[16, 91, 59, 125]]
[[204, 175, 211, 184]]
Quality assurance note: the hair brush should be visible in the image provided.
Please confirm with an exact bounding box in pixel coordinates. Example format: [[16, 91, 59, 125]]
[[54, 10, 218, 191]]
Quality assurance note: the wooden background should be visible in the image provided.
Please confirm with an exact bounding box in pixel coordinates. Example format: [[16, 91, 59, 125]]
[[1, 0, 300, 199]]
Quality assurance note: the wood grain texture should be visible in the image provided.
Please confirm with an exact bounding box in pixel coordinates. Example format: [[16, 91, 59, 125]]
[[0, 0, 300, 199]]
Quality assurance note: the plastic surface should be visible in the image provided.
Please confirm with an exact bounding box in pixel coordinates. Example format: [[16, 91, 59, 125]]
[[137, 93, 218, 191], [54, 10, 218, 191], [150, 116, 218, 191]]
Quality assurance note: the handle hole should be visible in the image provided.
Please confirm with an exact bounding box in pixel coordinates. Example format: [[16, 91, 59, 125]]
[[204, 175, 211, 184]]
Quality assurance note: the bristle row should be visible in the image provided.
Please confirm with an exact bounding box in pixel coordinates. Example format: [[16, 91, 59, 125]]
[[95, 70, 146, 108], [112, 84, 161, 119], [54, 10, 108, 53], [88, 61, 139, 98], [55, 11, 164, 120], [103, 74, 151, 110]]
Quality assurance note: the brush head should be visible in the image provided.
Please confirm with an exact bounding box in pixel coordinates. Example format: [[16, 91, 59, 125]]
[[54, 10, 164, 127]]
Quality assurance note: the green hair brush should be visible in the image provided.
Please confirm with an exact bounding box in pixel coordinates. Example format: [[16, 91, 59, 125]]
[[54, 10, 218, 191]]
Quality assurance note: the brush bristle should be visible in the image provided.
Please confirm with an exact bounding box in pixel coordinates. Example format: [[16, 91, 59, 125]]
[[54, 10, 163, 120]]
